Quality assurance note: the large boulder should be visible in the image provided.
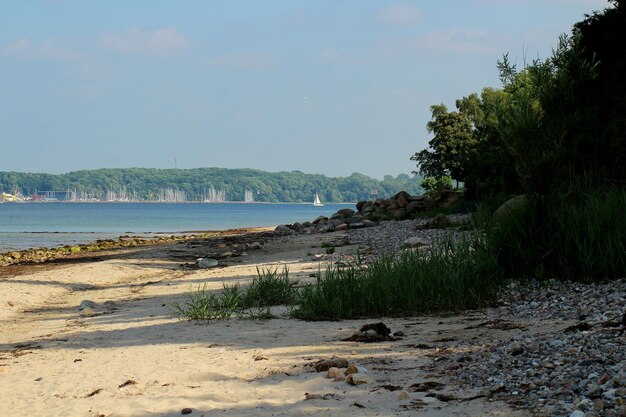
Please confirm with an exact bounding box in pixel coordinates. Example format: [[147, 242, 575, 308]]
[[275, 224, 293, 233], [312, 215, 328, 224], [394, 191, 410, 208], [336, 208, 356, 217], [492, 195, 528, 223]]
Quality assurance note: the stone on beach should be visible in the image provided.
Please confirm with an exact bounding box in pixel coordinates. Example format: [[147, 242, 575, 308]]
[[196, 257, 219, 268]]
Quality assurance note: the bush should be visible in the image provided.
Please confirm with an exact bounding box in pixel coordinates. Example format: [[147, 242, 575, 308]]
[[484, 187, 626, 282]]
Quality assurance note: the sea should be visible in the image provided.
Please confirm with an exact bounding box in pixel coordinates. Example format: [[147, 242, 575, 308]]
[[0, 202, 354, 252]]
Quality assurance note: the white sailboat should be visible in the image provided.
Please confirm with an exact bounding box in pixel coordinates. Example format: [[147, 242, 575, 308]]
[[313, 192, 324, 207]]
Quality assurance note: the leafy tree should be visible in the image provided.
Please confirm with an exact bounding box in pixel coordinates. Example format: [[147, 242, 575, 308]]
[[411, 104, 475, 188]]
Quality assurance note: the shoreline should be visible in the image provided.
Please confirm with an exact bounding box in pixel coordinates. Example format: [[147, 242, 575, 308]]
[[0, 227, 274, 268], [0, 221, 623, 416]]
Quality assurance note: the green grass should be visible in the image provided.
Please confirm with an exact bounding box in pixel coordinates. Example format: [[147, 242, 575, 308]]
[[173, 267, 295, 321], [484, 187, 626, 282], [291, 236, 501, 321], [243, 267, 295, 307], [175, 186, 625, 322]]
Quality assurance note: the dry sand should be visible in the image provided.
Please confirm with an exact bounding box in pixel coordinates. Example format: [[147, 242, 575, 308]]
[[0, 229, 529, 417]]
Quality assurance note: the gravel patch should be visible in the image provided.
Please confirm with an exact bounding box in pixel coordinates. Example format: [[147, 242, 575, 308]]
[[441, 280, 625, 417], [347, 214, 472, 255]]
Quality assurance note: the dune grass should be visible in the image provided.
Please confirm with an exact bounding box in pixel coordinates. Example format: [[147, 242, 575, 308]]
[[291, 236, 501, 321], [173, 266, 295, 321]]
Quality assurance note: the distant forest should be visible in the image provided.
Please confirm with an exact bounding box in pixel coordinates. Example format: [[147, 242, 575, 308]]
[[0, 168, 424, 203]]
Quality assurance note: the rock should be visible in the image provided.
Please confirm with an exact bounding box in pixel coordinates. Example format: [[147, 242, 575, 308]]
[[347, 373, 372, 385], [344, 364, 358, 376], [196, 258, 218, 268], [275, 224, 293, 233], [9, 251, 21, 260], [314, 356, 349, 372], [344, 365, 367, 376], [312, 215, 328, 224], [398, 391, 410, 400], [78, 300, 97, 310], [570, 410, 586, 417], [219, 251, 233, 258], [402, 237, 432, 248], [407, 195, 426, 202], [335, 223, 349, 231], [356, 201, 368, 211], [181, 408, 192, 415], [405, 201, 421, 214], [492, 194, 528, 223], [305, 392, 339, 400], [336, 208, 356, 218], [327, 367, 342, 379], [425, 214, 451, 229], [362, 219, 377, 228], [388, 209, 407, 220], [348, 222, 365, 229]]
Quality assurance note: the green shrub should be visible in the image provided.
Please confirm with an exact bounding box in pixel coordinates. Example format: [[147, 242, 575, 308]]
[[484, 187, 626, 282]]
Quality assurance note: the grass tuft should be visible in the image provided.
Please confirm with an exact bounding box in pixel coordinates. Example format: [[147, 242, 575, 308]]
[[291, 236, 501, 321]]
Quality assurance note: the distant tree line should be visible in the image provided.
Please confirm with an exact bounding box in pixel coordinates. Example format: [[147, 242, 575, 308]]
[[0, 168, 424, 203]]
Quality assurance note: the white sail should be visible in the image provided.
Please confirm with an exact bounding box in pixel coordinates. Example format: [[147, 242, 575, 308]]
[[313, 192, 323, 206]]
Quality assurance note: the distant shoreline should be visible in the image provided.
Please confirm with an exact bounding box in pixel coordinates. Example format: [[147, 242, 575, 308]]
[[1, 200, 357, 205]]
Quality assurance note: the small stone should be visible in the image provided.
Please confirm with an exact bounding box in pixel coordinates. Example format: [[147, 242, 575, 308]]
[[569, 411, 586, 417], [398, 391, 410, 400], [181, 408, 192, 415], [344, 364, 359, 376], [196, 258, 218, 268], [78, 300, 96, 310], [314, 356, 349, 372], [347, 373, 372, 385], [327, 367, 342, 379], [593, 398, 605, 411]]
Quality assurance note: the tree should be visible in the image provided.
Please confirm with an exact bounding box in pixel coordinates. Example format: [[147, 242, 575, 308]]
[[411, 104, 475, 188]]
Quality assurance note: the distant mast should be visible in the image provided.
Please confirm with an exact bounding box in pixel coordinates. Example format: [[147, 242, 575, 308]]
[[313, 192, 324, 207]]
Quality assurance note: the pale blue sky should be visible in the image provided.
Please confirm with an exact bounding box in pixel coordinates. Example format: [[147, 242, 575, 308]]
[[0, 0, 609, 178]]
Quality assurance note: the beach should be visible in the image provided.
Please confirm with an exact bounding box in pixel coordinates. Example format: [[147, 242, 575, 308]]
[[0, 224, 623, 417]]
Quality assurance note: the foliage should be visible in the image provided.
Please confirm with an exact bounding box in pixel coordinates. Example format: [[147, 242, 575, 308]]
[[291, 236, 501, 321], [420, 176, 453, 196], [244, 267, 295, 307], [482, 186, 626, 282], [411, 104, 475, 187], [0, 168, 424, 203]]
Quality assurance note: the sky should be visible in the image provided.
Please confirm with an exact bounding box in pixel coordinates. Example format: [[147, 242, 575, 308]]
[[0, 0, 610, 179]]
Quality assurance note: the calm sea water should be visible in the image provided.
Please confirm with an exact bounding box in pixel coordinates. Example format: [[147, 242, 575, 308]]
[[0, 202, 353, 252]]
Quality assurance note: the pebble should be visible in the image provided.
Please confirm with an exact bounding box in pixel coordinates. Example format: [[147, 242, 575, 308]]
[[433, 277, 625, 416]]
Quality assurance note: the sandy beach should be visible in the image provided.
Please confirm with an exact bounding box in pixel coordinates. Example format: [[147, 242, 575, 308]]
[[0, 227, 618, 417]]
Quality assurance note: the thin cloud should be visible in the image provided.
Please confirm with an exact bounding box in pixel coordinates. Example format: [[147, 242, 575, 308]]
[[208, 53, 273, 69], [2, 37, 85, 61], [99, 27, 188, 53], [373, 28, 497, 58], [417, 29, 495, 55], [316, 49, 355, 65], [378, 3, 422, 26]]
